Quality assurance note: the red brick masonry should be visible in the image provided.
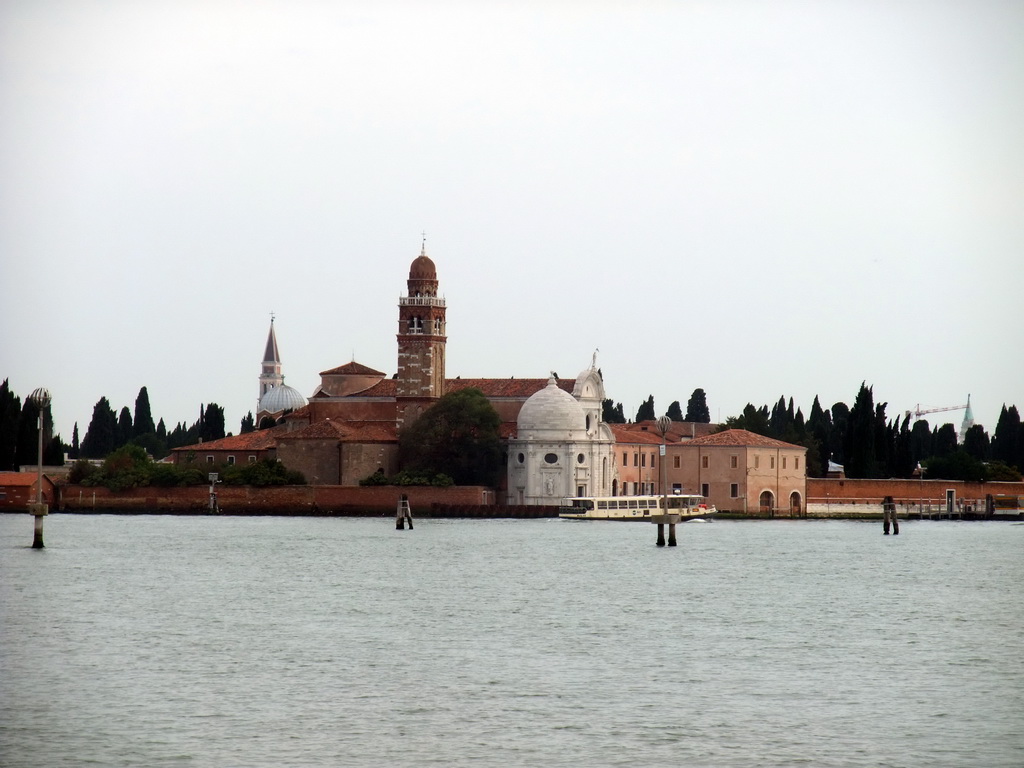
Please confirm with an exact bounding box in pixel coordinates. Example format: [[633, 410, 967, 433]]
[[807, 478, 1024, 506], [58, 484, 494, 515]]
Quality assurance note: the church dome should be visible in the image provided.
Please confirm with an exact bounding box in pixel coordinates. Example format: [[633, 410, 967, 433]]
[[258, 383, 308, 414], [518, 376, 586, 434], [409, 253, 437, 280]]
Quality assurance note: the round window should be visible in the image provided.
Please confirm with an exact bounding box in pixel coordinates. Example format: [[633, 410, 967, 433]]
[[577, 453, 585, 464], [517, 453, 525, 464], [544, 453, 558, 464]]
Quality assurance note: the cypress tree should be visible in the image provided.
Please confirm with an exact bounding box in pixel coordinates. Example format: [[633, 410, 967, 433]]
[[933, 423, 958, 458], [666, 400, 684, 421], [201, 403, 226, 442], [117, 407, 133, 449], [909, 419, 932, 467], [844, 383, 879, 478], [240, 411, 255, 434], [601, 399, 625, 424], [0, 379, 20, 471], [992, 405, 1021, 470], [133, 386, 156, 437], [684, 388, 711, 423], [635, 395, 656, 422], [14, 399, 40, 468], [963, 424, 990, 461], [81, 397, 118, 458], [807, 396, 832, 475], [829, 402, 850, 466]]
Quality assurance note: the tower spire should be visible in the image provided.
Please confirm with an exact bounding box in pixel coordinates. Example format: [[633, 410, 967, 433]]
[[259, 315, 284, 402]]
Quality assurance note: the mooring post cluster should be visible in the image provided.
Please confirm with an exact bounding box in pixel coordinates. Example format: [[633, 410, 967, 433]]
[[883, 495, 899, 535], [396, 493, 414, 530], [652, 512, 680, 546], [28, 388, 51, 549]]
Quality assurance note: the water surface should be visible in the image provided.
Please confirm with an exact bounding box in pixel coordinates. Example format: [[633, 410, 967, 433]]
[[2, 515, 1022, 767]]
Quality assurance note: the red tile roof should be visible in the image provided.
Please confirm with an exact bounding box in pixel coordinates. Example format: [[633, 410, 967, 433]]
[[0, 472, 42, 487], [685, 429, 804, 449], [314, 377, 573, 401], [276, 420, 397, 443], [446, 378, 573, 398], [171, 426, 287, 453], [609, 425, 666, 446], [319, 361, 387, 377], [617, 420, 718, 442], [345, 379, 397, 397]]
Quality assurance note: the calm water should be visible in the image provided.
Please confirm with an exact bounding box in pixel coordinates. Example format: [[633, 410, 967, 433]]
[[1, 514, 1022, 768]]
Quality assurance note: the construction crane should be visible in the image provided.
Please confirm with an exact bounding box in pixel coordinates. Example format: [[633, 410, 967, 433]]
[[904, 399, 969, 423]]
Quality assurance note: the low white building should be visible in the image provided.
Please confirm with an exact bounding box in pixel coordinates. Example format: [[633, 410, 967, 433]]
[[507, 365, 617, 505]]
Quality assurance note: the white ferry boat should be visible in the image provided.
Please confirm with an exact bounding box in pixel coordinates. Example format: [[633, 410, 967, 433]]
[[558, 494, 716, 521]]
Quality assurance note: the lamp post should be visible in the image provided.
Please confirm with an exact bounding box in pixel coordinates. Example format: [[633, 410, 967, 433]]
[[655, 415, 675, 545], [656, 415, 671, 503], [28, 387, 51, 549]]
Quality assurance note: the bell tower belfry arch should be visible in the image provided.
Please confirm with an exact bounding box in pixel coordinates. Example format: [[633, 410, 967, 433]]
[[396, 241, 446, 427]]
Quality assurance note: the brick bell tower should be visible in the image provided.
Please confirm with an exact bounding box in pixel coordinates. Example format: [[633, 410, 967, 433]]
[[396, 240, 446, 428]]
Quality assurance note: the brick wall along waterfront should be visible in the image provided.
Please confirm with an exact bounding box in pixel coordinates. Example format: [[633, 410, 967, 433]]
[[58, 484, 493, 515]]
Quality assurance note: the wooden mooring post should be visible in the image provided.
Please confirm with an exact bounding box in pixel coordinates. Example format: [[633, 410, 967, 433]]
[[652, 513, 680, 546], [396, 494, 414, 530], [883, 495, 899, 535]]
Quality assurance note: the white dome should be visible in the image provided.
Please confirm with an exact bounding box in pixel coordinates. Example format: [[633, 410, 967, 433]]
[[518, 376, 585, 434], [258, 383, 307, 414]]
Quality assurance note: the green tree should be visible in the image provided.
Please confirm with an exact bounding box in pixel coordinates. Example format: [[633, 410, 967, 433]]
[[398, 388, 502, 486], [14, 399, 38, 467], [0, 379, 21, 471], [992, 404, 1021, 470], [81, 397, 118, 458], [117, 407, 133, 449], [963, 424, 990, 461], [97, 444, 153, 491], [635, 395, 656, 422], [240, 411, 255, 434], [200, 403, 226, 442], [666, 400, 684, 422], [684, 388, 711, 423], [829, 401, 850, 466], [844, 383, 879, 478], [70, 422, 80, 460], [807, 396, 832, 476], [724, 403, 770, 435], [601, 399, 625, 424], [891, 415, 915, 478], [133, 386, 156, 437], [923, 450, 986, 482], [769, 396, 791, 439], [932, 423, 958, 458], [909, 419, 932, 468]]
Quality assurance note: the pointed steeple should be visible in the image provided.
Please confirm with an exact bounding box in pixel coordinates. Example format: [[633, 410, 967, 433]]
[[259, 314, 284, 402], [264, 314, 280, 365], [959, 394, 974, 444]]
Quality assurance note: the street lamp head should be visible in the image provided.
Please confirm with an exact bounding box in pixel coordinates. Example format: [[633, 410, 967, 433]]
[[656, 415, 671, 437], [29, 388, 51, 409]]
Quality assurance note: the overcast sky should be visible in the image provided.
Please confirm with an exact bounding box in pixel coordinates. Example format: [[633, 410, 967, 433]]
[[2, 0, 1021, 443]]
